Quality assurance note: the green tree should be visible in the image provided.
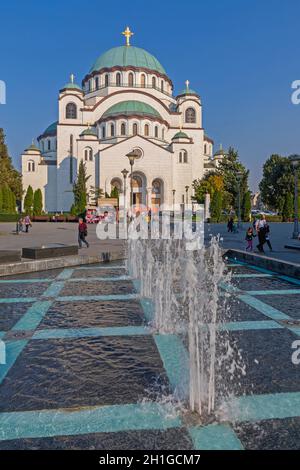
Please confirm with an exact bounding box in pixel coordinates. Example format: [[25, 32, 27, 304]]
[[71, 160, 90, 214], [33, 189, 43, 215], [216, 147, 249, 213], [242, 191, 251, 221], [89, 186, 104, 205], [210, 190, 223, 222], [1, 184, 11, 213], [282, 192, 294, 221], [0, 128, 22, 200], [110, 186, 119, 199], [259, 155, 294, 211], [23, 185, 34, 215], [0, 186, 3, 212]]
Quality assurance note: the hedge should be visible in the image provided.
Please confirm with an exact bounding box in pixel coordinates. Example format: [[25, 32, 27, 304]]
[[0, 213, 20, 222]]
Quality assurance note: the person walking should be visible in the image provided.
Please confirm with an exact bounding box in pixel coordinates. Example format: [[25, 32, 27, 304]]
[[227, 217, 234, 233], [245, 227, 256, 251], [24, 214, 32, 233], [256, 214, 267, 253], [78, 217, 89, 248], [265, 223, 273, 252]]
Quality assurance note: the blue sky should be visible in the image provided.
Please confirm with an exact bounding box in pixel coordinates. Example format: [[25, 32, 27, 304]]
[[0, 0, 299, 190]]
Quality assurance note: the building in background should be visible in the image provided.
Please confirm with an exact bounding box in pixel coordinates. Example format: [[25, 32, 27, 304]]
[[21, 28, 224, 212]]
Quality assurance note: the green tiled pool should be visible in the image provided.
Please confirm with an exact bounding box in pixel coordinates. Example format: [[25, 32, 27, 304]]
[[0, 259, 299, 449]]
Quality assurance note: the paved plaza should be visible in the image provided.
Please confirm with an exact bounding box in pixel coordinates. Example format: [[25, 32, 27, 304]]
[[0, 257, 300, 449], [0, 221, 299, 265]]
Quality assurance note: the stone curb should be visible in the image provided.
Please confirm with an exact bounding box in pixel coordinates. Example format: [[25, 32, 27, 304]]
[[224, 248, 300, 278], [0, 251, 126, 277]]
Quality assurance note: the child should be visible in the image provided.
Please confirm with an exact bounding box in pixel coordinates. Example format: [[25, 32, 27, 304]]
[[245, 227, 256, 251]]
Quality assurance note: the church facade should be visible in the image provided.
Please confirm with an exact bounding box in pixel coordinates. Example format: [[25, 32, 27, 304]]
[[21, 28, 224, 213]]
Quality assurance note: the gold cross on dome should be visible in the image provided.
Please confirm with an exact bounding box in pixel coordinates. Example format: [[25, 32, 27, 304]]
[[70, 73, 75, 84], [122, 26, 134, 46], [185, 80, 190, 91]]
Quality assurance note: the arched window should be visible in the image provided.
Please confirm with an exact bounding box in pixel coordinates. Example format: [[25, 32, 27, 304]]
[[110, 124, 115, 137], [162, 128, 165, 140], [141, 74, 146, 87], [95, 77, 99, 89], [144, 124, 149, 136], [66, 102, 77, 119], [161, 80, 164, 92], [47, 139, 51, 151], [154, 126, 158, 138], [133, 123, 138, 135], [116, 72, 121, 86], [105, 74, 109, 87], [185, 107, 196, 123], [152, 76, 156, 88], [41, 141, 44, 152], [179, 150, 188, 163], [128, 73, 134, 86], [121, 122, 126, 136], [204, 144, 207, 154], [28, 160, 35, 172], [84, 147, 93, 161], [102, 126, 106, 139]]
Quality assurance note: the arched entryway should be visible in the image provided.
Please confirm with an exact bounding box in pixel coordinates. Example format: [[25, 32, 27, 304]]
[[131, 172, 147, 207], [151, 178, 164, 208]]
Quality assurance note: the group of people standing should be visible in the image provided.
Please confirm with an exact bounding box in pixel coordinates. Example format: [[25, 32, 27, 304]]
[[245, 214, 272, 253], [17, 215, 32, 234]]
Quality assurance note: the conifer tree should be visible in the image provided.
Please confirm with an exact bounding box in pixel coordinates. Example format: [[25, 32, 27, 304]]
[[23, 185, 34, 215], [71, 160, 90, 214], [33, 189, 43, 215], [0, 128, 22, 200]]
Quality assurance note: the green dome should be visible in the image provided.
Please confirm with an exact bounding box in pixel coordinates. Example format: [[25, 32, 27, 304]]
[[178, 88, 198, 96], [80, 127, 98, 137], [26, 143, 40, 152], [102, 101, 162, 119], [62, 82, 82, 91], [90, 46, 166, 75], [172, 131, 189, 139]]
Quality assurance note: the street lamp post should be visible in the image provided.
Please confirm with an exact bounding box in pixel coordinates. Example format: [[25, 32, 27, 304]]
[[121, 168, 129, 221], [288, 154, 300, 239], [126, 151, 138, 215], [237, 171, 243, 230], [185, 185, 189, 205], [172, 189, 176, 213]]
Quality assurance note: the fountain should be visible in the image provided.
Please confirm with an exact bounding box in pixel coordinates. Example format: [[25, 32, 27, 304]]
[[127, 228, 243, 419]]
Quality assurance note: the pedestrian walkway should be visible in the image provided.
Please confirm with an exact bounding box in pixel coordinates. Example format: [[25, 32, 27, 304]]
[[0, 259, 299, 449]]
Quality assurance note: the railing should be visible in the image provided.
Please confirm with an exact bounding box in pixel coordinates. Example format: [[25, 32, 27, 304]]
[[85, 82, 174, 99]]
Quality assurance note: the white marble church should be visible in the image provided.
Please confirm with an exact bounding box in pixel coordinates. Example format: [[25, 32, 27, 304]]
[[21, 27, 225, 212]]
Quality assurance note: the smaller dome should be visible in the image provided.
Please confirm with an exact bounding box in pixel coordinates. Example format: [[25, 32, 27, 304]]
[[80, 127, 98, 137], [214, 145, 227, 157], [102, 101, 161, 119], [25, 143, 40, 153], [172, 131, 189, 140], [62, 82, 82, 91], [177, 82, 199, 97], [61, 74, 82, 92]]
